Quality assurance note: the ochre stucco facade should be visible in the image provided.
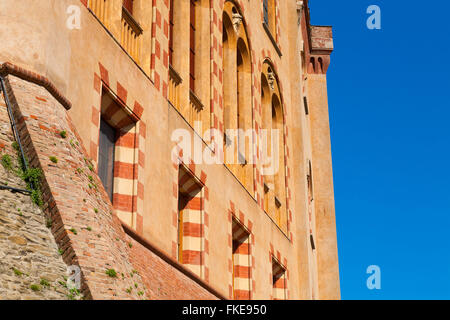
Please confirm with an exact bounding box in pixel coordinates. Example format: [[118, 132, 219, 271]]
[[0, 0, 339, 300]]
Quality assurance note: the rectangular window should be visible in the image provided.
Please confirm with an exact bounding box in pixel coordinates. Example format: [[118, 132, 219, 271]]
[[274, 196, 282, 226], [169, 0, 174, 65], [177, 166, 203, 276], [123, 0, 133, 14], [263, 0, 269, 25], [272, 258, 287, 300], [232, 219, 251, 300], [263, 183, 270, 213], [98, 118, 117, 202], [99, 89, 138, 225], [304, 96, 309, 115], [178, 193, 189, 263], [189, 0, 196, 92]]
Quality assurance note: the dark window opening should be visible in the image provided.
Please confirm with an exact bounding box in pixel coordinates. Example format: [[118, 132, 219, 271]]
[[169, 0, 174, 65], [177, 193, 190, 263], [310, 234, 316, 250], [272, 258, 287, 300], [123, 0, 133, 14], [189, 0, 196, 92], [98, 118, 117, 202], [232, 219, 251, 300], [177, 166, 203, 264], [304, 97, 309, 115], [263, 0, 269, 25]]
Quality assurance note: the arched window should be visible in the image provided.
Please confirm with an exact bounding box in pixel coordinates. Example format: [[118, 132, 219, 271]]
[[261, 62, 287, 230], [222, 1, 253, 193]]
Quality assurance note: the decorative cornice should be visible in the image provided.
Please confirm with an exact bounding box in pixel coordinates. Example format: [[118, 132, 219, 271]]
[[310, 26, 334, 55], [300, 1, 334, 75], [0, 62, 71, 110], [122, 6, 143, 36], [302, 1, 334, 57]]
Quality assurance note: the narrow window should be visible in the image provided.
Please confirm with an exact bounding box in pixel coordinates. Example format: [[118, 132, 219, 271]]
[[189, 0, 196, 92], [263, 0, 269, 25], [237, 49, 242, 131], [272, 258, 287, 300], [222, 18, 232, 149], [178, 167, 203, 276], [263, 0, 276, 35], [98, 118, 117, 202], [264, 183, 270, 213], [307, 161, 313, 201], [169, 0, 174, 65], [304, 97, 309, 115], [232, 219, 251, 300], [307, 161, 315, 251], [123, 0, 133, 14], [268, 0, 276, 35], [178, 193, 189, 263], [236, 48, 244, 163]]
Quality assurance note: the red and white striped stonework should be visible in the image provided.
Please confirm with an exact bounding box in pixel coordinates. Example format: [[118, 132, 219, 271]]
[[272, 258, 287, 300], [227, 201, 255, 300], [253, 55, 293, 240], [151, 0, 170, 96], [91, 63, 146, 234], [178, 166, 204, 276], [275, 0, 281, 51], [269, 243, 289, 300], [171, 149, 210, 282], [232, 219, 251, 300], [259, 0, 281, 51]]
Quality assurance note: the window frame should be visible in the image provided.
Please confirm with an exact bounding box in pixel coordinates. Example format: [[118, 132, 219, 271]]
[[98, 117, 118, 202]]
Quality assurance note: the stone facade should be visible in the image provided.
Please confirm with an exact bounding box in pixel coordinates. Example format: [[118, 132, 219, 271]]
[[0, 0, 340, 300], [0, 96, 70, 300]]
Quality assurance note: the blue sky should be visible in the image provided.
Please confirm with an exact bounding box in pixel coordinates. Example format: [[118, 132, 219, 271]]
[[309, 0, 450, 299]]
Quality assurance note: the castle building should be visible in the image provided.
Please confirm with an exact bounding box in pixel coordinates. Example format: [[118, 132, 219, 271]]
[[0, 0, 339, 300]]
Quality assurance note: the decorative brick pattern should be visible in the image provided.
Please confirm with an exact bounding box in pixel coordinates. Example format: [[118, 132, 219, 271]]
[[151, 0, 170, 94], [171, 148, 210, 283], [227, 201, 255, 300], [272, 257, 287, 300], [269, 243, 289, 300], [178, 166, 204, 276], [253, 57, 292, 238], [91, 63, 146, 234], [232, 218, 251, 300], [2, 72, 147, 300], [210, 0, 224, 142]]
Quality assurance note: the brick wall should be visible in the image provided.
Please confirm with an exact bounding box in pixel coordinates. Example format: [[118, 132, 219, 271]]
[[0, 95, 71, 300], [0, 63, 224, 300], [126, 232, 219, 300], [2, 72, 147, 299]]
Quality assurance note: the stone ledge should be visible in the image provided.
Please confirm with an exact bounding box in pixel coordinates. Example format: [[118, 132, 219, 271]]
[[0, 62, 71, 110]]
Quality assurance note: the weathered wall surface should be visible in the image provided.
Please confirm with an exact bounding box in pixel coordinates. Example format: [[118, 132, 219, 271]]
[[0, 0, 340, 300], [0, 96, 69, 300], [1, 68, 223, 300], [307, 74, 340, 300], [2, 73, 148, 300], [126, 233, 220, 300]]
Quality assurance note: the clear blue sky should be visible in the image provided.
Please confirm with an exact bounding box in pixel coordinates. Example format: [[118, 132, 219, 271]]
[[309, 0, 450, 299]]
